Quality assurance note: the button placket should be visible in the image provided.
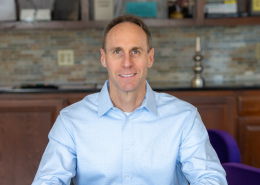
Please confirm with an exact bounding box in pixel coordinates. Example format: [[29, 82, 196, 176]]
[[122, 118, 132, 184]]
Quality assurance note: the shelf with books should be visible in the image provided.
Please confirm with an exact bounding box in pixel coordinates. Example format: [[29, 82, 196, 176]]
[[0, 0, 90, 30], [0, 0, 199, 30], [87, 0, 198, 28], [203, 0, 260, 26], [0, 0, 259, 30]]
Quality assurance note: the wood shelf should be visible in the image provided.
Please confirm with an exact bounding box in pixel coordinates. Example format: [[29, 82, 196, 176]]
[[0, 21, 88, 30], [204, 17, 260, 26], [0, 0, 259, 30], [0, 19, 197, 30], [87, 19, 197, 28], [144, 19, 196, 27]]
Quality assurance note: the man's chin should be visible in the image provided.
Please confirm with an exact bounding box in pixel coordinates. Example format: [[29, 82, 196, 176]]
[[120, 86, 137, 93], [118, 83, 142, 93]]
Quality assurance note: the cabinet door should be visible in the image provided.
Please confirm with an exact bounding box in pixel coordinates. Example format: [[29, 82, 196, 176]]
[[0, 99, 65, 185], [238, 117, 260, 168], [238, 96, 260, 116], [178, 96, 236, 137]]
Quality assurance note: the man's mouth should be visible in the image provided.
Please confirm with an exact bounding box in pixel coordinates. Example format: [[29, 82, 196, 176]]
[[119, 73, 136, 77]]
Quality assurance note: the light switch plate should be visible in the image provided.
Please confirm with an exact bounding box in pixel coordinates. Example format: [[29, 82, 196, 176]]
[[256, 43, 260, 59], [57, 50, 74, 66]]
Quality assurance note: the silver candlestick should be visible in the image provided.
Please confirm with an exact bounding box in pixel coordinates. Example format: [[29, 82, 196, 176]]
[[191, 36, 204, 88]]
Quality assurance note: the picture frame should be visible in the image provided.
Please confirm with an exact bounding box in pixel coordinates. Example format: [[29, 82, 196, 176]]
[[249, 0, 260, 16]]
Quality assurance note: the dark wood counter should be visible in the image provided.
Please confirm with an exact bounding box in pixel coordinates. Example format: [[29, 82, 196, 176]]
[[0, 87, 260, 185]]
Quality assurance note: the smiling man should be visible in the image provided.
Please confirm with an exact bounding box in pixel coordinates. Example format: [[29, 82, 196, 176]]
[[32, 15, 227, 185], [100, 18, 154, 113]]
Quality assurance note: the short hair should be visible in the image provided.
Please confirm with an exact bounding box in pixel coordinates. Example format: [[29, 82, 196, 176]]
[[102, 15, 152, 53]]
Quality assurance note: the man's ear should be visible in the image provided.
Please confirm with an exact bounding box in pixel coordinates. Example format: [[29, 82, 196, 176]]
[[100, 49, 107, 67], [148, 48, 154, 68]]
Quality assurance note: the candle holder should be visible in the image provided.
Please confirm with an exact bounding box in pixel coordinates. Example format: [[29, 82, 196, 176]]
[[191, 36, 204, 88]]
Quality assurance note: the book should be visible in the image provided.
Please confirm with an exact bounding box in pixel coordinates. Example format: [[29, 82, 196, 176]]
[[93, 0, 114, 20], [126, 2, 157, 18], [0, 0, 16, 21], [205, 12, 248, 18], [205, 3, 237, 14], [205, 0, 224, 3], [53, 0, 80, 20]]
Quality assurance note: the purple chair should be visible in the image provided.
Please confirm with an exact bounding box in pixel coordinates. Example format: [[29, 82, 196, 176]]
[[207, 129, 241, 163], [222, 163, 260, 185], [208, 129, 260, 185]]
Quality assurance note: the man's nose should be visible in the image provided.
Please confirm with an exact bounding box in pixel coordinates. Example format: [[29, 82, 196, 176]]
[[122, 53, 133, 68]]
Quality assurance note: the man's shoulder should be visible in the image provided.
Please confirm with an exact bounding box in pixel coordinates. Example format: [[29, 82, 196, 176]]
[[154, 91, 196, 112]]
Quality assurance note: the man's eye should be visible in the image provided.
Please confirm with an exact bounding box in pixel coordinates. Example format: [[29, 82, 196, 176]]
[[114, 50, 121, 54], [132, 50, 139, 54]]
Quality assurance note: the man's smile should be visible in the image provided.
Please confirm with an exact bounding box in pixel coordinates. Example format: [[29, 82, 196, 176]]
[[119, 73, 137, 78]]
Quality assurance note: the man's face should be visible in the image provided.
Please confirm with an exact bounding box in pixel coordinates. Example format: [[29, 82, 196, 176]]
[[100, 22, 154, 93]]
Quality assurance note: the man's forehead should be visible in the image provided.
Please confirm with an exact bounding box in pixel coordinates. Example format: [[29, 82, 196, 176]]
[[107, 22, 146, 39], [106, 23, 147, 46]]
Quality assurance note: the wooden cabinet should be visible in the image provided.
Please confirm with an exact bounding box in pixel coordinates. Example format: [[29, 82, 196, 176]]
[[238, 117, 260, 168], [166, 89, 260, 168], [0, 0, 260, 30], [237, 91, 260, 168], [167, 91, 237, 137], [0, 99, 65, 185], [238, 95, 260, 116], [184, 96, 236, 136], [0, 89, 260, 184]]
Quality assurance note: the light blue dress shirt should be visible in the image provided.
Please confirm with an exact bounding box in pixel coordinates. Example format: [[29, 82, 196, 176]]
[[32, 80, 227, 185]]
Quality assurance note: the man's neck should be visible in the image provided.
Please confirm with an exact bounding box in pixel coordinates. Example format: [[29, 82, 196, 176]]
[[109, 83, 146, 113]]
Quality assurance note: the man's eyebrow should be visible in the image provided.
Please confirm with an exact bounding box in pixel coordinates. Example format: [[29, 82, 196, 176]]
[[131, 47, 144, 51], [109, 47, 123, 52], [109, 46, 144, 52]]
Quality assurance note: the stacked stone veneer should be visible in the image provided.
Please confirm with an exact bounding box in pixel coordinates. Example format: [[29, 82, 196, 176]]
[[0, 25, 260, 85]]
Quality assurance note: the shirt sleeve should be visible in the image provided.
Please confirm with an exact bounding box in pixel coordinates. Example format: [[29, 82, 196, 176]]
[[32, 114, 76, 185], [178, 109, 228, 185]]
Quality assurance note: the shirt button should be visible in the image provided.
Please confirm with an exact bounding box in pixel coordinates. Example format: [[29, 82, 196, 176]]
[[126, 147, 130, 150], [125, 175, 130, 179], [126, 119, 129, 123]]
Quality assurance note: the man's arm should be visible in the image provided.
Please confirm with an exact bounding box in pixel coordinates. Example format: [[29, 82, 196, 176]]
[[179, 110, 228, 185], [32, 115, 76, 185]]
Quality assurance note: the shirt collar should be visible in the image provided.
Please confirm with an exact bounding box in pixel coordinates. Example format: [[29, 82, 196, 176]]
[[143, 82, 158, 117], [98, 80, 158, 117], [98, 80, 114, 117]]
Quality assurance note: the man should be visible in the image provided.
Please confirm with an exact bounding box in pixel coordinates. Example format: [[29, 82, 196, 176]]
[[32, 15, 227, 185]]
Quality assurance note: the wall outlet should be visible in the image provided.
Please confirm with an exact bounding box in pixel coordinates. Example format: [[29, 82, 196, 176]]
[[256, 43, 260, 59], [57, 50, 74, 66]]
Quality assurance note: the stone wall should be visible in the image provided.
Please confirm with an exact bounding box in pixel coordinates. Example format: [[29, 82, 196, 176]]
[[0, 25, 260, 85]]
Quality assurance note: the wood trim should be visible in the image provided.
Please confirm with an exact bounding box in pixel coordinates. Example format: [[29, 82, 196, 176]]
[[164, 90, 234, 97], [196, 0, 205, 25], [0, 92, 90, 101], [0, 19, 197, 30], [0, 21, 88, 30], [205, 17, 260, 26], [81, 0, 89, 21], [0, 99, 65, 122]]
